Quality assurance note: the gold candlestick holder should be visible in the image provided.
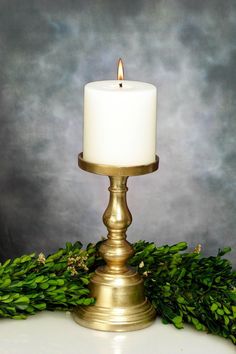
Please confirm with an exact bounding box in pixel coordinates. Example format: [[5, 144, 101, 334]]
[[73, 153, 159, 332]]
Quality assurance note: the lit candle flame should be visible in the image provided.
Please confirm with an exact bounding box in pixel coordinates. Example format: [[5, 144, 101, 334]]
[[117, 58, 124, 81]]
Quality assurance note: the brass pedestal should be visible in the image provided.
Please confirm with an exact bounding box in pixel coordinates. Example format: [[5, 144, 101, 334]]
[[73, 153, 159, 332]]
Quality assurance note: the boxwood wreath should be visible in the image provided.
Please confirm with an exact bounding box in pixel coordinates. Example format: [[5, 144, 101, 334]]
[[0, 240, 235, 345]]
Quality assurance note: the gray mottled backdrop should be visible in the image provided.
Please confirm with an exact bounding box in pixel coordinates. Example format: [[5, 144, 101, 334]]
[[0, 0, 235, 265]]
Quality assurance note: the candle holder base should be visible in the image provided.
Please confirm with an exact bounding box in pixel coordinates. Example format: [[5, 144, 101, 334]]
[[73, 266, 156, 332]]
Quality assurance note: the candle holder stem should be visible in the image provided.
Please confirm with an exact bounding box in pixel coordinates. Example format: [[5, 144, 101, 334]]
[[73, 153, 159, 332], [101, 176, 133, 274]]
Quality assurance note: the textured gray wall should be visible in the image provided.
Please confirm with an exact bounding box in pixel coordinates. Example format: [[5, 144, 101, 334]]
[[0, 0, 235, 266]]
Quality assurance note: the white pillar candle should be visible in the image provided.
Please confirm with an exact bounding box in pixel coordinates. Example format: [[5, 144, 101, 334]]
[[83, 62, 157, 167]]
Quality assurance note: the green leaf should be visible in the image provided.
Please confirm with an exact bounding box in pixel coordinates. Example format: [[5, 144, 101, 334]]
[[210, 303, 218, 312], [170, 242, 187, 252], [217, 247, 231, 256], [162, 318, 169, 325], [34, 276, 45, 283], [46, 250, 64, 262], [39, 282, 49, 289], [15, 303, 29, 310], [48, 280, 58, 285], [80, 277, 90, 285], [12, 315, 27, 319], [83, 298, 94, 305], [14, 296, 30, 304], [216, 309, 224, 316], [217, 247, 231, 257], [202, 278, 212, 287], [20, 255, 33, 263], [172, 316, 182, 324], [33, 303, 46, 310], [232, 306, 236, 318], [2, 259, 11, 268], [0, 296, 13, 303], [177, 296, 186, 304], [66, 242, 72, 252], [223, 305, 231, 315], [56, 279, 64, 286], [224, 315, 230, 326], [0, 278, 11, 288]]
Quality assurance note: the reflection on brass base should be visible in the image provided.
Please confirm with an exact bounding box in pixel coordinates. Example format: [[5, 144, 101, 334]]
[[74, 153, 159, 332], [73, 266, 156, 332]]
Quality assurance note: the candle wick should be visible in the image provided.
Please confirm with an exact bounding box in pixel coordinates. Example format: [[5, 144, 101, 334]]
[[119, 82, 123, 88]]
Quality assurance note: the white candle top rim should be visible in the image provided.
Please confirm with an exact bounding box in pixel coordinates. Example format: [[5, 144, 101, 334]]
[[85, 80, 156, 92]]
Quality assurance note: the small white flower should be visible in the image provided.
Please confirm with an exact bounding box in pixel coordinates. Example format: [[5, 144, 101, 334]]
[[193, 244, 202, 254], [139, 261, 144, 268], [37, 253, 46, 264], [143, 271, 151, 277]]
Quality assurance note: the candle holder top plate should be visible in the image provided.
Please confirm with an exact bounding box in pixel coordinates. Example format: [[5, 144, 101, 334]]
[[78, 153, 159, 176]]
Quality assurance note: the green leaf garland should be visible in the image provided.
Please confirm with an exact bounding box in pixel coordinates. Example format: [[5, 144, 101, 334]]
[[0, 240, 235, 345]]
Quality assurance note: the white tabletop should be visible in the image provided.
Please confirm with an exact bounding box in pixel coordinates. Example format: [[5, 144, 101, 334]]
[[0, 311, 234, 354]]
